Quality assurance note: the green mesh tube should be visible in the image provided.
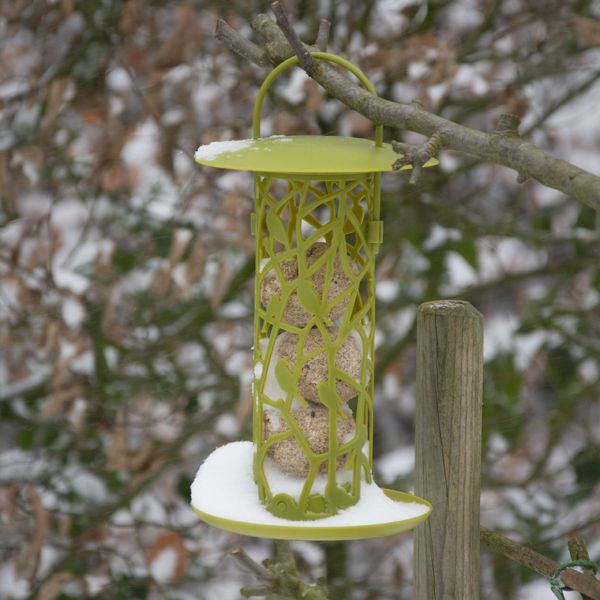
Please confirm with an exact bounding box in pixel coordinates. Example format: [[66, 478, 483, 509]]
[[251, 53, 382, 520]]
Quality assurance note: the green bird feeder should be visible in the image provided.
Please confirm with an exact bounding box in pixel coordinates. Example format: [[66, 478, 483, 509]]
[[191, 52, 434, 541]]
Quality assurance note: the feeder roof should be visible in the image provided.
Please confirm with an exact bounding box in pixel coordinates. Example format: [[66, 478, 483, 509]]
[[195, 135, 438, 175]]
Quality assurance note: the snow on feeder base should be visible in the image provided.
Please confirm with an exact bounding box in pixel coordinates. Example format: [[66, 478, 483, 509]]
[[191, 52, 435, 540], [190, 442, 431, 541]]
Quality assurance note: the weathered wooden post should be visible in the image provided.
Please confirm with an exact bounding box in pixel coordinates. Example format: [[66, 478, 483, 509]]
[[414, 300, 484, 599]]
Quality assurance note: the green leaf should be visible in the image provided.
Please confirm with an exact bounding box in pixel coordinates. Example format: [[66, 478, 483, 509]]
[[265, 295, 282, 321], [547, 346, 577, 384], [307, 494, 327, 514], [19, 427, 35, 450], [297, 280, 322, 315], [575, 204, 597, 229], [266, 210, 288, 246], [275, 359, 295, 398], [482, 353, 523, 445], [326, 483, 355, 510], [176, 474, 193, 499], [571, 450, 600, 502], [43, 428, 60, 447], [317, 380, 339, 410], [112, 249, 137, 274], [152, 228, 172, 258]]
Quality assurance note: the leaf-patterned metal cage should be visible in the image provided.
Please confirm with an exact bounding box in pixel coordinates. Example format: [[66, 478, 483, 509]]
[[252, 54, 383, 520], [253, 174, 378, 519]]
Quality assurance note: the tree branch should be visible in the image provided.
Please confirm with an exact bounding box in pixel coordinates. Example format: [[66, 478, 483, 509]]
[[240, 585, 271, 598], [481, 528, 600, 600], [216, 11, 600, 211], [231, 544, 329, 599], [392, 131, 443, 185], [315, 18, 331, 51], [569, 538, 595, 600], [271, 1, 318, 75], [231, 548, 272, 581], [215, 19, 270, 67]]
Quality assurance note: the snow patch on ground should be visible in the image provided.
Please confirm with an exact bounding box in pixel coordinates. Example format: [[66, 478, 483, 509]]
[[149, 547, 177, 583], [61, 297, 85, 328], [0, 562, 30, 599], [376, 447, 415, 481]]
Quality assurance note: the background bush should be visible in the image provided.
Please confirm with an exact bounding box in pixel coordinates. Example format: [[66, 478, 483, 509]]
[[1, 1, 599, 598]]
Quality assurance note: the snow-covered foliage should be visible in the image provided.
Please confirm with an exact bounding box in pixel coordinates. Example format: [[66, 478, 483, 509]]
[[1, 1, 599, 599]]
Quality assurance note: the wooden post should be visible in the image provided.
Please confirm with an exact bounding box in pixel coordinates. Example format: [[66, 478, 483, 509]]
[[414, 300, 483, 600]]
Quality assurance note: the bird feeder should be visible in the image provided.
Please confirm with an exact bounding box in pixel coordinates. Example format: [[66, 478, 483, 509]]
[[191, 52, 434, 541]]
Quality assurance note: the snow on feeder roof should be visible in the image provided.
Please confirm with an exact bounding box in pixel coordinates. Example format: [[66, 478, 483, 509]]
[[191, 51, 433, 541]]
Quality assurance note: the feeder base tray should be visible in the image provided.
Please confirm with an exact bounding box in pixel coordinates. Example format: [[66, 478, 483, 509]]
[[190, 441, 431, 541]]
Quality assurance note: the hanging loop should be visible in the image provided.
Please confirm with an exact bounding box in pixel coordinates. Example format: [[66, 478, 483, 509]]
[[253, 51, 383, 147]]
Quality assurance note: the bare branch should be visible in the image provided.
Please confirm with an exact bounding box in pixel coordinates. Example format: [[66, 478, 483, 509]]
[[392, 132, 443, 185], [494, 113, 521, 136], [481, 528, 600, 600], [231, 548, 271, 581], [242, 13, 600, 210], [231, 544, 330, 599], [215, 19, 271, 67], [315, 18, 331, 51], [240, 585, 271, 597], [271, 2, 318, 75], [273, 540, 296, 573], [409, 163, 423, 186], [569, 538, 594, 600]]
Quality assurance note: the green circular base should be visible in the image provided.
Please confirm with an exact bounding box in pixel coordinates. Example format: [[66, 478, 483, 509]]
[[191, 489, 431, 541]]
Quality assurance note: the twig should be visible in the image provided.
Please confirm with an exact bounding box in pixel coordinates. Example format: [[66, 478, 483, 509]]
[[481, 528, 600, 600], [542, 513, 600, 544], [240, 585, 271, 597], [215, 19, 271, 67], [231, 544, 330, 599], [118, 57, 195, 163], [493, 113, 521, 136], [569, 538, 594, 600], [522, 70, 600, 136], [32, 406, 238, 598], [392, 132, 442, 185], [274, 540, 296, 573], [216, 14, 600, 210], [315, 18, 331, 51], [271, 1, 318, 75], [459, 0, 503, 58], [231, 548, 272, 581]]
